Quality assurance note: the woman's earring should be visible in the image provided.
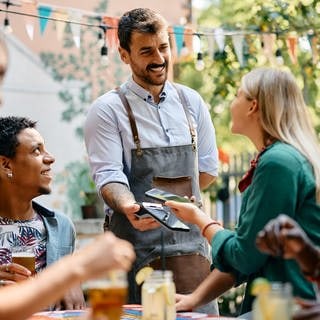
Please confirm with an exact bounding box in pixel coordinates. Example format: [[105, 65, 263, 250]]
[[7, 172, 13, 179]]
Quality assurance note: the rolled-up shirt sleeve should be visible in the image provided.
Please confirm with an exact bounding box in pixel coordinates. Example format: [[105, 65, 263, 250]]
[[84, 92, 129, 192], [196, 97, 218, 177]]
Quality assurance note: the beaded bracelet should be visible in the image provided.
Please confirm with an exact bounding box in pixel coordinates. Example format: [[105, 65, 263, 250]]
[[201, 221, 222, 237]]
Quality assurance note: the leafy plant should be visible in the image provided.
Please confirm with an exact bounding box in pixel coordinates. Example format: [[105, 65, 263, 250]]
[[55, 160, 98, 218]]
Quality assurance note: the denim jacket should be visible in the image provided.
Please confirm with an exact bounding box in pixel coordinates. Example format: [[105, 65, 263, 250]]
[[32, 202, 75, 266]]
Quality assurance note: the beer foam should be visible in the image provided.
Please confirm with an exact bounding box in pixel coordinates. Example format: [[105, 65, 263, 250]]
[[12, 252, 35, 257]]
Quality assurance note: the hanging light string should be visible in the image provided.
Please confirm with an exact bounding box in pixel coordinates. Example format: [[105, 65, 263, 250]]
[[0, 7, 112, 30], [1, 6, 319, 38]]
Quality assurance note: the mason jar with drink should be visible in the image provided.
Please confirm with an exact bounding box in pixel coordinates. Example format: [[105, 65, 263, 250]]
[[84, 269, 128, 320], [142, 270, 176, 320]]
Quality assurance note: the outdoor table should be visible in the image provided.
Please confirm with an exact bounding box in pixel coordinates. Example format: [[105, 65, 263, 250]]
[[28, 305, 244, 319]]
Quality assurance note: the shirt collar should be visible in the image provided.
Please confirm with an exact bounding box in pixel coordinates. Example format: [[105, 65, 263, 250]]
[[126, 77, 168, 103], [32, 201, 55, 217]]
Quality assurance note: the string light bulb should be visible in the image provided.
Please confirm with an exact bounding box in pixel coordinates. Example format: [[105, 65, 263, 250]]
[[275, 48, 284, 65], [195, 52, 205, 71], [100, 44, 109, 66], [180, 41, 189, 57], [3, 15, 12, 33], [97, 31, 105, 47], [97, 24, 107, 48], [3, 1, 13, 34]]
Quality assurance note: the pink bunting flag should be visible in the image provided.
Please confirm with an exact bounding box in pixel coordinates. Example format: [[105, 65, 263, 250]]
[[53, 11, 68, 41], [261, 33, 276, 63]]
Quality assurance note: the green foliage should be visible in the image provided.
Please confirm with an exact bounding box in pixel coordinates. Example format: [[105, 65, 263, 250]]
[[176, 0, 320, 152], [55, 160, 97, 219]]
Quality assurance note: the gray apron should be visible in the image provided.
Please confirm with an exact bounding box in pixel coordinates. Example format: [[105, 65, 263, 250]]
[[108, 86, 216, 313]]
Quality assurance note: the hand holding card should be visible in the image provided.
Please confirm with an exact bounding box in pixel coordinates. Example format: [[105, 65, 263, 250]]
[[135, 202, 190, 232]]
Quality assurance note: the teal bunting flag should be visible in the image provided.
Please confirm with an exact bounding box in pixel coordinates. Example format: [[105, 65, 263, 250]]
[[38, 6, 52, 35], [173, 25, 185, 56]]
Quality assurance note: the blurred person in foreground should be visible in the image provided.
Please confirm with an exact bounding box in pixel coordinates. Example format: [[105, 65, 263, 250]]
[[84, 8, 218, 313], [0, 37, 135, 319], [0, 231, 135, 320], [257, 214, 320, 320], [165, 67, 320, 315]]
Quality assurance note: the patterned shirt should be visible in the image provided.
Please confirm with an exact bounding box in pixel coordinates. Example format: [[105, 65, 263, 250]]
[[0, 213, 47, 273]]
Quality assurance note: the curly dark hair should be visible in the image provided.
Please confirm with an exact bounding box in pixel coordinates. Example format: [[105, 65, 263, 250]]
[[118, 8, 168, 52], [0, 116, 37, 158]]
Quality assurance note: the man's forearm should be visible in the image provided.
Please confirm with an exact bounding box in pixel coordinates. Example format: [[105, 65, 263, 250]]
[[101, 182, 136, 213], [199, 172, 216, 190]]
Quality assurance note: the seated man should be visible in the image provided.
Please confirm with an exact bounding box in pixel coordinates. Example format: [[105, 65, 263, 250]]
[[0, 116, 85, 310]]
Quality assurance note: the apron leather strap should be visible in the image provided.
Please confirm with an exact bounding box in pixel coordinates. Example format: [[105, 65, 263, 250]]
[[116, 87, 143, 157], [116, 85, 197, 155]]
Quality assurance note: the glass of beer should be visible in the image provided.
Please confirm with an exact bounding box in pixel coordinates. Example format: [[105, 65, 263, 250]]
[[84, 269, 128, 320], [11, 246, 36, 275]]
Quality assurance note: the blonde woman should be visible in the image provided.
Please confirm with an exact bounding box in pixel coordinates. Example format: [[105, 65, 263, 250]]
[[165, 68, 320, 315]]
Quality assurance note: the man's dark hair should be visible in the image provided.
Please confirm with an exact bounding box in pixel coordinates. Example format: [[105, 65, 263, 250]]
[[118, 8, 168, 52], [0, 116, 37, 158]]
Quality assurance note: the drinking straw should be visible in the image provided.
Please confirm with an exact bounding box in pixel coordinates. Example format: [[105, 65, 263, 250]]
[[161, 230, 166, 271]]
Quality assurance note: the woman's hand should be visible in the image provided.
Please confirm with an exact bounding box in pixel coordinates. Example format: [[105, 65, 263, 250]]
[[165, 200, 208, 226], [175, 293, 197, 312], [293, 298, 320, 320]]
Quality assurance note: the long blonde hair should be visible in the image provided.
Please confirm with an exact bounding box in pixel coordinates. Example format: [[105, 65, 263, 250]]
[[241, 67, 320, 203]]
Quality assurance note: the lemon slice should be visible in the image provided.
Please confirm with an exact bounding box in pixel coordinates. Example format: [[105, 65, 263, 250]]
[[135, 266, 154, 285], [163, 282, 175, 305], [251, 277, 271, 296]]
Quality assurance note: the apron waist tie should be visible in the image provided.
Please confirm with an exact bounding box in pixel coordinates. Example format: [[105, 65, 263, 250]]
[[147, 254, 211, 294]]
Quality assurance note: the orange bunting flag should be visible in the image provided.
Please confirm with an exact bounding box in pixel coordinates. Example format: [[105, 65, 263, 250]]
[[286, 34, 298, 64], [103, 16, 119, 51]]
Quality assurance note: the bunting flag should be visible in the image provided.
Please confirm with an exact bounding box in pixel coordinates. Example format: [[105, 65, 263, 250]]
[[308, 33, 319, 64], [38, 5, 52, 35], [231, 34, 244, 66], [24, 1, 37, 40], [286, 34, 298, 64], [53, 11, 68, 41], [183, 27, 194, 57], [68, 10, 82, 48], [168, 26, 178, 59], [193, 34, 201, 53], [173, 25, 185, 56], [103, 16, 119, 51], [214, 28, 225, 52], [298, 35, 312, 52], [261, 33, 276, 63]]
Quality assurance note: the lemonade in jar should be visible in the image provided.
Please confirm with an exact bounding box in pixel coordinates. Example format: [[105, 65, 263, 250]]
[[141, 270, 176, 320]]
